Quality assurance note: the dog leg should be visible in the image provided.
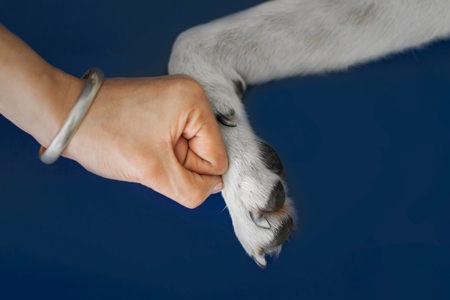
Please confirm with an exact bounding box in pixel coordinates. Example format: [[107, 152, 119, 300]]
[[169, 0, 450, 267]]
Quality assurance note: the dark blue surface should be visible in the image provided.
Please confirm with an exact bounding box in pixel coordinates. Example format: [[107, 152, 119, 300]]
[[1, 1, 450, 299]]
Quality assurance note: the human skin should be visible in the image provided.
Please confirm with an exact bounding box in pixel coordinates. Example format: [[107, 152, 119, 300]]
[[0, 24, 228, 208]]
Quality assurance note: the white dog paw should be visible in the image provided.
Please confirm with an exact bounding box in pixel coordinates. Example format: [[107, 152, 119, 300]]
[[169, 26, 296, 268], [219, 126, 296, 268]]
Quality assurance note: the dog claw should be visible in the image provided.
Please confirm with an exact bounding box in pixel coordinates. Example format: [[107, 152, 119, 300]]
[[253, 253, 267, 269], [249, 211, 271, 229], [215, 110, 237, 127]]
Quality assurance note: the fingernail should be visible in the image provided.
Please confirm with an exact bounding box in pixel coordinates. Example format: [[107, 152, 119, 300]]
[[211, 182, 223, 194]]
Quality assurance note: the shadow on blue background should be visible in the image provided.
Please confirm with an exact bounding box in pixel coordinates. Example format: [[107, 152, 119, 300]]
[[1, 1, 449, 299]]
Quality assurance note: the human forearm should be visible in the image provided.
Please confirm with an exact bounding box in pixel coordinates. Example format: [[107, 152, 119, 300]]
[[0, 24, 82, 148]]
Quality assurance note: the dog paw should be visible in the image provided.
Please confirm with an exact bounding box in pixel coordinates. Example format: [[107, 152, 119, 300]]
[[221, 136, 295, 268], [169, 25, 295, 268]]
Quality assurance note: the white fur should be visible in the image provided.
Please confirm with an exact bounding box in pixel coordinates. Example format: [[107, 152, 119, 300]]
[[169, 0, 450, 267]]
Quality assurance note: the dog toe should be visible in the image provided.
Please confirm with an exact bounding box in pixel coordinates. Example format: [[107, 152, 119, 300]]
[[264, 180, 286, 212], [268, 215, 294, 249], [259, 142, 285, 179]]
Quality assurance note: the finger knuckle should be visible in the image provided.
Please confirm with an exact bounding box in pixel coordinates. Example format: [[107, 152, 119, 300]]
[[178, 185, 208, 209], [214, 158, 229, 175], [181, 193, 205, 209], [172, 76, 206, 101], [134, 160, 158, 187]]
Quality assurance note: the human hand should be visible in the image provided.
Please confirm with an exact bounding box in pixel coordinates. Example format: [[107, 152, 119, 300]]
[[61, 75, 228, 208], [1, 25, 227, 208]]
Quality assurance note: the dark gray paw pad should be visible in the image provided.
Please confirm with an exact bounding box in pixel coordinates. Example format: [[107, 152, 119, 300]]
[[250, 211, 271, 229], [264, 180, 286, 212], [232, 79, 245, 99], [216, 109, 237, 127], [268, 216, 294, 248], [259, 142, 284, 179]]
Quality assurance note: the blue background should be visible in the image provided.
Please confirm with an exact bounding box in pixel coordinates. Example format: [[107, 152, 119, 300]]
[[1, 0, 450, 299]]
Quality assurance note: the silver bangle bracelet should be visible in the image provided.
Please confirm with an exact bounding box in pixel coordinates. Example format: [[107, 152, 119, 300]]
[[39, 68, 105, 164]]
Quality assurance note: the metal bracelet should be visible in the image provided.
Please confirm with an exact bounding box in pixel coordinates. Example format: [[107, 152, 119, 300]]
[[39, 68, 104, 164]]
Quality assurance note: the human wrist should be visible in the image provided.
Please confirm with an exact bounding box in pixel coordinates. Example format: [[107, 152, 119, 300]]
[[36, 68, 85, 148], [13, 65, 84, 150], [39, 68, 104, 164]]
